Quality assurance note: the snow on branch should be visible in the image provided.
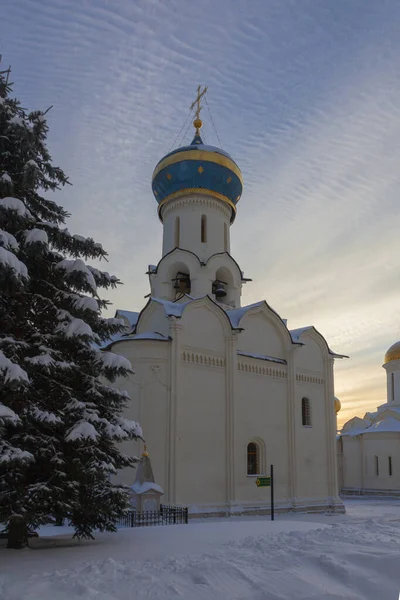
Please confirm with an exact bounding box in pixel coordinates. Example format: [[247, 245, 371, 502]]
[[87, 266, 120, 288], [0, 229, 19, 251], [0, 350, 30, 386], [32, 408, 62, 424], [115, 416, 142, 439], [0, 246, 28, 280], [66, 420, 99, 442], [56, 258, 97, 292], [0, 196, 32, 219], [24, 228, 48, 245], [0, 402, 19, 424], [0, 444, 34, 464], [56, 316, 95, 339], [98, 351, 133, 372], [73, 295, 99, 313]]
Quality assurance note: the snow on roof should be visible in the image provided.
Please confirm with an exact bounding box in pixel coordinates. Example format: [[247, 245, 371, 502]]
[[290, 327, 313, 343], [237, 350, 287, 365], [101, 331, 169, 349], [151, 297, 192, 317], [361, 417, 400, 434], [131, 481, 164, 495], [130, 332, 169, 341], [116, 310, 140, 328], [341, 415, 400, 436], [225, 302, 264, 328], [289, 326, 348, 358]]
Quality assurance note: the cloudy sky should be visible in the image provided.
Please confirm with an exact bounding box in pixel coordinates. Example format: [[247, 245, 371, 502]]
[[2, 0, 400, 426]]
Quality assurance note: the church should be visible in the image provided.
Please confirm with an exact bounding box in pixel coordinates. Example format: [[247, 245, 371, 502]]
[[337, 341, 400, 495], [107, 89, 346, 516]]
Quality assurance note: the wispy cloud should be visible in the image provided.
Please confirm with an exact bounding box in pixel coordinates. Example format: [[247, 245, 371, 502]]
[[2, 0, 400, 427]]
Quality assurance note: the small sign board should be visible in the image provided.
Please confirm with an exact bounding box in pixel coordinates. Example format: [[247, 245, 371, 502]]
[[256, 476, 271, 488]]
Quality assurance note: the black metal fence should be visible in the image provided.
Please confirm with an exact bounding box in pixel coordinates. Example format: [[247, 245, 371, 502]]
[[118, 504, 188, 528]]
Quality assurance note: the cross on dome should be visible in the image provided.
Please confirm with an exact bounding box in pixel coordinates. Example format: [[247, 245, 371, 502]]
[[189, 84, 208, 136]]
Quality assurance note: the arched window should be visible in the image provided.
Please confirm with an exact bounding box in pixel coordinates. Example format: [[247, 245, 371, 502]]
[[302, 397, 311, 427], [224, 222, 228, 252], [174, 216, 180, 247], [201, 214, 207, 243], [247, 442, 260, 475]]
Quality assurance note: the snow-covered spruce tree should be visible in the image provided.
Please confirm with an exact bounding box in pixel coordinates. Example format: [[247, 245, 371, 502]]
[[0, 70, 141, 548]]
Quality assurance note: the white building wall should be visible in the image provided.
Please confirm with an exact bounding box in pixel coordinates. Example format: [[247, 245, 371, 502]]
[[110, 340, 169, 494], [294, 381, 329, 502], [234, 366, 290, 506], [363, 435, 400, 491], [161, 194, 231, 261]]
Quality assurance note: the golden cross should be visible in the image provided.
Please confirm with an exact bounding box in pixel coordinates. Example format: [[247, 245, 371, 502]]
[[190, 84, 208, 121]]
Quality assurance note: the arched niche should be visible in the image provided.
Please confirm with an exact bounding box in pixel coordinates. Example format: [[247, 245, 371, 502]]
[[150, 249, 201, 301], [206, 254, 242, 308], [238, 303, 290, 359], [179, 297, 232, 350], [165, 261, 191, 299], [214, 266, 235, 306]]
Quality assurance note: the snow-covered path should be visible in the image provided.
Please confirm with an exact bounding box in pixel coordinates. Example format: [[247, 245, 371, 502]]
[[1, 499, 400, 599]]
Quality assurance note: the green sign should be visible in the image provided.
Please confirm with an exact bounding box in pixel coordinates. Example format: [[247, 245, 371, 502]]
[[256, 477, 271, 488]]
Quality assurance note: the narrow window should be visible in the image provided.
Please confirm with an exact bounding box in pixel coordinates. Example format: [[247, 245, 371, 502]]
[[389, 456, 393, 476], [302, 397, 311, 427], [375, 456, 379, 476], [174, 216, 180, 247], [392, 373, 395, 402], [247, 442, 259, 475], [224, 222, 228, 251], [201, 214, 207, 243]]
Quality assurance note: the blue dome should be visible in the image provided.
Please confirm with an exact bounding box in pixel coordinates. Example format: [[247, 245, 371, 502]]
[[152, 132, 243, 222]]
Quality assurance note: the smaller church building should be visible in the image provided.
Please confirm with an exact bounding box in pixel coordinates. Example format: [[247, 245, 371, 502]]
[[108, 92, 346, 516], [338, 342, 400, 495]]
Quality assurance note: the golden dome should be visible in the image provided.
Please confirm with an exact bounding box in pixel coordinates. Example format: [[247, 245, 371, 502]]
[[384, 341, 400, 365], [334, 396, 341, 414]]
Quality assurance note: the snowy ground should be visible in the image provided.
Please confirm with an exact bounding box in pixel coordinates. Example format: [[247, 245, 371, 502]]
[[1, 499, 400, 599]]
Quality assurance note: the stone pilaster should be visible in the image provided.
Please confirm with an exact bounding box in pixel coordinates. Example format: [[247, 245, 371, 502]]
[[324, 356, 341, 504], [225, 333, 238, 507], [167, 318, 183, 504], [286, 347, 298, 506]]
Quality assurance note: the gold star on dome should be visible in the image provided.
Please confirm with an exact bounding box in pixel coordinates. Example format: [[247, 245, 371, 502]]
[[227, 176, 232, 183], [166, 173, 172, 180], [198, 165, 204, 174]]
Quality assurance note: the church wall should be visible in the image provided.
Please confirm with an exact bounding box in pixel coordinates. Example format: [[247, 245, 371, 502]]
[[341, 436, 363, 489], [234, 367, 290, 505], [135, 304, 171, 338], [294, 382, 330, 501], [109, 340, 170, 492], [237, 313, 285, 359], [174, 303, 228, 506], [362, 434, 400, 490], [175, 362, 226, 505], [294, 337, 324, 372]]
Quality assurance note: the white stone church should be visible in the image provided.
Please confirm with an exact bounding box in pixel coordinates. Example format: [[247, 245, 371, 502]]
[[338, 341, 400, 495], [107, 102, 346, 516]]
